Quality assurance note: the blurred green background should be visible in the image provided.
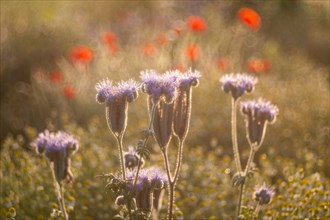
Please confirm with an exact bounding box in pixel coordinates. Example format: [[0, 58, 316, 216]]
[[1, 0, 329, 219]]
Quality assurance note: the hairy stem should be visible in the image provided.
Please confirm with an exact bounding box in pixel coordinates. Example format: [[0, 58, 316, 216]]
[[132, 105, 157, 194], [236, 179, 245, 220], [173, 140, 183, 185], [232, 98, 242, 174], [162, 150, 174, 220], [116, 135, 126, 180], [49, 162, 68, 220], [254, 201, 261, 219]]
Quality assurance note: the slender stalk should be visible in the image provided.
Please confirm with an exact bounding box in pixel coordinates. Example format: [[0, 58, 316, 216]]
[[162, 150, 174, 220], [173, 140, 183, 185], [236, 147, 257, 219], [232, 98, 242, 174], [49, 162, 68, 220], [236, 179, 245, 220], [132, 105, 157, 193], [116, 134, 126, 180], [254, 201, 261, 219]]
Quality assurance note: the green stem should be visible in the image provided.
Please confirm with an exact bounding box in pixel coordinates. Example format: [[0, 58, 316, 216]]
[[116, 135, 126, 180], [58, 182, 69, 220], [173, 140, 183, 185], [232, 98, 242, 174], [254, 201, 261, 219]]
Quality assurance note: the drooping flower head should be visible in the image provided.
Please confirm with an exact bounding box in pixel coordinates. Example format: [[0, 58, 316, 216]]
[[124, 146, 144, 171], [32, 130, 79, 183], [173, 69, 201, 141], [237, 7, 261, 31], [186, 15, 207, 33], [241, 98, 279, 147], [253, 183, 275, 205], [95, 79, 139, 137], [220, 73, 258, 100]]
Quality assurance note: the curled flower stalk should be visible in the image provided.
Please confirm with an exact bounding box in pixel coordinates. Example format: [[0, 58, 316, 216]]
[[32, 130, 79, 220], [96, 79, 139, 180]]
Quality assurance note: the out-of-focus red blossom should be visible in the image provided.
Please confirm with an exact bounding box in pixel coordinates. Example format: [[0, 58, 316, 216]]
[[186, 16, 207, 33], [63, 85, 75, 99], [141, 43, 156, 57], [49, 71, 63, 84], [68, 45, 93, 64], [102, 31, 116, 45], [237, 7, 261, 31], [217, 58, 229, 71], [185, 44, 199, 61], [173, 63, 186, 73], [156, 33, 168, 46], [247, 58, 271, 73]]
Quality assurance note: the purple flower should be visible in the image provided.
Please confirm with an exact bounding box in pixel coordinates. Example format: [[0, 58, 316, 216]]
[[32, 130, 79, 183], [253, 183, 275, 205], [240, 98, 279, 147], [220, 73, 258, 100], [126, 166, 167, 211], [95, 79, 113, 104], [177, 69, 201, 89], [96, 79, 139, 137], [140, 70, 179, 104]]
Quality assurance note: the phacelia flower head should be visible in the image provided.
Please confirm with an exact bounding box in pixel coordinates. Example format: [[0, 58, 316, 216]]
[[140, 70, 179, 104], [253, 183, 275, 205], [32, 130, 79, 183], [95, 79, 113, 104], [126, 167, 168, 211], [95, 79, 139, 137], [173, 69, 201, 141], [220, 73, 258, 100], [241, 98, 279, 147], [124, 146, 144, 171]]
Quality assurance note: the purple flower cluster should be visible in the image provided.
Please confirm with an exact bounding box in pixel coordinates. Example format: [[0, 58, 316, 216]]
[[220, 73, 258, 100], [32, 130, 79, 157], [253, 183, 275, 205], [177, 69, 201, 89], [95, 79, 139, 104], [240, 98, 279, 146], [140, 70, 179, 104], [32, 130, 79, 183], [241, 98, 279, 124]]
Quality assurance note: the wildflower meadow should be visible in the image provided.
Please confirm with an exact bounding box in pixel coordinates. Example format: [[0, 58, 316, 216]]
[[1, 1, 329, 220]]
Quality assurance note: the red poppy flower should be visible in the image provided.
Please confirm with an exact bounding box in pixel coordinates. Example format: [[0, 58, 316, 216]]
[[217, 58, 229, 71], [68, 45, 93, 64], [63, 85, 75, 99], [247, 58, 271, 73], [185, 44, 199, 61], [102, 31, 116, 45], [156, 33, 168, 46], [186, 16, 207, 33], [237, 7, 261, 31], [141, 43, 156, 57], [49, 71, 63, 84]]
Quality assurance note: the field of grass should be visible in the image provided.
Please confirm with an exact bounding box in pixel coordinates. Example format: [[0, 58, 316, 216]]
[[1, 1, 329, 219]]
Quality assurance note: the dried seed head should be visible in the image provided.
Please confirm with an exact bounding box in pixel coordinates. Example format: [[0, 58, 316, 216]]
[[254, 183, 275, 205], [240, 98, 279, 147], [220, 73, 258, 100], [31, 130, 79, 183]]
